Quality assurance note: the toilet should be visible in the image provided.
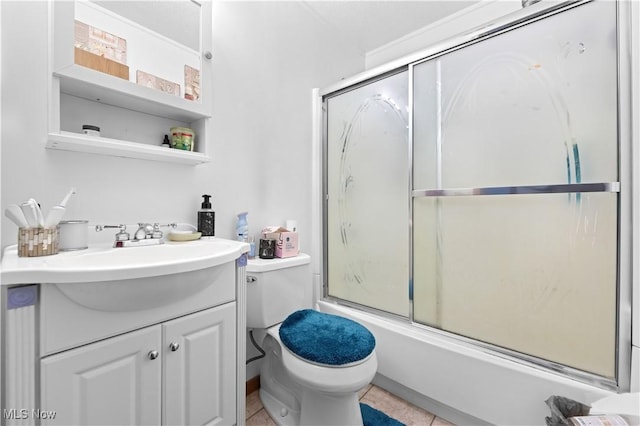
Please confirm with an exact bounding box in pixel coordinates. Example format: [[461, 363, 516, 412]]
[[246, 253, 378, 426]]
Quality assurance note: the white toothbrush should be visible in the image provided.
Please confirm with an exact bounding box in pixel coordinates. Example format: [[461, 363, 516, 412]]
[[20, 200, 39, 228], [30, 198, 45, 227], [5, 204, 29, 227], [44, 188, 76, 227], [58, 187, 76, 208]]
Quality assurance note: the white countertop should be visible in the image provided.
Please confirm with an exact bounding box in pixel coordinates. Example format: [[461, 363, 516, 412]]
[[1, 237, 249, 285]]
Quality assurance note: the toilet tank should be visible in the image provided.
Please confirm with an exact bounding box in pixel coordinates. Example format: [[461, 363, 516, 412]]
[[246, 253, 311, 329]]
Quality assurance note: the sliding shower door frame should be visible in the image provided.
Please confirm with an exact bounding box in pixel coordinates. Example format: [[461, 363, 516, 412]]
[[320, 0, 634, 391]]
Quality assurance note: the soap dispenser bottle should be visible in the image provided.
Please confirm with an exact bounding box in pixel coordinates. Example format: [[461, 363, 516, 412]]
[[198, 194, 215, 236], [236, 212, 248, 242]]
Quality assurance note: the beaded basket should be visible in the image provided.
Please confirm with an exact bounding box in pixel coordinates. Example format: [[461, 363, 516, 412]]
[[17, 227, 59, 257]]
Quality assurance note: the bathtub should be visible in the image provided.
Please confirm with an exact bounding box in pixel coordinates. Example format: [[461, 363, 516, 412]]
[[316, 300, 617, 425]]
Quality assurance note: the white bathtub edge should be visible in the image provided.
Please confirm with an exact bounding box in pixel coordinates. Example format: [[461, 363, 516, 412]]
[[317, 300, 615, 425]]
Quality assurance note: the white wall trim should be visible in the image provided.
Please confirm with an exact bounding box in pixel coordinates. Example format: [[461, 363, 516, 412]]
[[365, 0, 523, 69]]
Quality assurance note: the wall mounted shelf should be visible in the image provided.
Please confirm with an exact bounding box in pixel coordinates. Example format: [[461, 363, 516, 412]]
[[48, 0, 212, 166], [46, 131, 210, 165], [55, 65, 210, 123]]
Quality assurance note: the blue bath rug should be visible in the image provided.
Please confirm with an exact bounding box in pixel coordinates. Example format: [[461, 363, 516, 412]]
[[360, 403, 405, 426], [279, 309, 375, 365]]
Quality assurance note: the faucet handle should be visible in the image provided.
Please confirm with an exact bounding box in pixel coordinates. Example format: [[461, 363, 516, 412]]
[[154, 223, 177, 229], [95, 224, 129, 241], [152, 223, 163, 239]]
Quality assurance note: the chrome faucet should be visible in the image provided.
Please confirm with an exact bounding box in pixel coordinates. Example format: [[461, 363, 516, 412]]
[[96, 223, 177, 246], [134, 223, 154, 240]]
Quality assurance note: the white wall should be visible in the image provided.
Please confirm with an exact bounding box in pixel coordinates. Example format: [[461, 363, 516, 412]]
[[0, 1, 364, 252], [209, 1, 368, 380]]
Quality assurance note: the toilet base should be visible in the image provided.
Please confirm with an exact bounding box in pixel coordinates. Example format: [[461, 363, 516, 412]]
[[260, 387, 301, 426], [260, 385, 364, 426], [299, 390, 363, 426], [259, 331, 371, 425]]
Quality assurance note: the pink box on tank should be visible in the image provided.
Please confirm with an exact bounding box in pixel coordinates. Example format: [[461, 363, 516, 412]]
[[261, 227, 299, 258], [276, 232, 298, 258]]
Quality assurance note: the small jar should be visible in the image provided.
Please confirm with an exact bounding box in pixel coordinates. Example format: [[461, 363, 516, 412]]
[[58, 220, 89, 251], [170, 127, 195, 151], [82, 125, 101, 137]]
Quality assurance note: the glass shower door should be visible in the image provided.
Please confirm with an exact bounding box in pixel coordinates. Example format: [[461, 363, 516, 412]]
[[412, 1, 619, 378], [325, 71, 410, 317]]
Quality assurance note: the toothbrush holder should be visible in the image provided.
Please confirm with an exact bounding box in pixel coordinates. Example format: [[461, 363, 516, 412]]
[[17, 227, 59, 257]]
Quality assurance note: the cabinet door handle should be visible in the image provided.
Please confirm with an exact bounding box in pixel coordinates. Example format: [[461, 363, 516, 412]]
[[148, 350, 159, 360], [169, 342, 180, 352]]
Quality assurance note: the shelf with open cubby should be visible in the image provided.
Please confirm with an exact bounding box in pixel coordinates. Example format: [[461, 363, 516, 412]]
[[47, 0, 212, 165]]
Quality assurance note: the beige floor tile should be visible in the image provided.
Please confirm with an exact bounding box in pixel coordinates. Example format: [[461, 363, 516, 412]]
[[360, 385, 435, 426], [247, 384, 454, 426], [358, 383, 373, 400], [246, 408, 277, 426], [432, 416, 456, 426], [246, 390, 264, 419]]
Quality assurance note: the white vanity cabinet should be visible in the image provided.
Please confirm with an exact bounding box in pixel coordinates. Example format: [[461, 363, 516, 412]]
[[1, 238, 248, 426], [41, 326, 162, 425], [47, 0, 212, 165], [163, 304, 236, 426], [41, 303, 236, 426]]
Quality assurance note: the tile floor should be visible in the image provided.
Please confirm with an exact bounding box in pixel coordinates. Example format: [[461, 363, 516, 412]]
[[246, 383, 455, 426]]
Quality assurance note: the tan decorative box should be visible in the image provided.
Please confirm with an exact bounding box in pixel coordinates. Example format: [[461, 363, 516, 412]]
[[74, 48, 129, 80], [74, 20, 129, 80]]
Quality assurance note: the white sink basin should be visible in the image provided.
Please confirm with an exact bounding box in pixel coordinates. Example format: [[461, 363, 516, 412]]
[[1, 237, 249, 285]]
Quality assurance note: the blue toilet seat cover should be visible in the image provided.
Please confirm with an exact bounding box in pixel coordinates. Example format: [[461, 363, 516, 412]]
[[279, 309, 376, 366]]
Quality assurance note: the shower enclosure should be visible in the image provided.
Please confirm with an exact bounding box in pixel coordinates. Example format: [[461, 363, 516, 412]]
[[323, 0, 630, 389]]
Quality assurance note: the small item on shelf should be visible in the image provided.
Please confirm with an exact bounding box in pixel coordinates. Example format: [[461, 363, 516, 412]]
[[170, 127, 195, 151], [74, 20, 129, 80], [184, 65, 200, 101], [74, 20, 127, 65], [82, 125, 100, 137], [162, 134, 171, 148], [137, 70, 180, 97], [74, 48, 130, 80]]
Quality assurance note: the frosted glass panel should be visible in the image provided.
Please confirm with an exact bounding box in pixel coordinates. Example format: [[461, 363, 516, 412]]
[[413, 193, 618, 377], [325, 71, 409, 316], [413, 1, 618, 190], [412, 1, 619, 378]]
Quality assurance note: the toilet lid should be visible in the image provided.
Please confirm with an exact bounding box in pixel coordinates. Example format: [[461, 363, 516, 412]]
[[279, 309, 376, 366]]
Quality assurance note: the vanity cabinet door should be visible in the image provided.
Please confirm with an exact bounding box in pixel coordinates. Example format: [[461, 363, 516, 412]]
[[163, 303, 236, 426], [41, 326, 162, 425]]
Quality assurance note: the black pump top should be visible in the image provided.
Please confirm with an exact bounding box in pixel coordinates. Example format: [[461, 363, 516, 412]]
[[201, 194, 212, 209]]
